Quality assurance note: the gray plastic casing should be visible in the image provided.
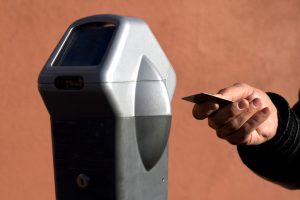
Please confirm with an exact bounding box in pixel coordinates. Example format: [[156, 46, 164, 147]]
[[38, 14, 176, 200]]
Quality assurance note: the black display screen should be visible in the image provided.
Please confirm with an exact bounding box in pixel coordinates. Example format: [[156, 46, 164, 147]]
[[53, 23, 116, 66]]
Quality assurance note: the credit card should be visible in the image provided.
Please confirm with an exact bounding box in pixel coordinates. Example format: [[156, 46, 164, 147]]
[[182, 93, 233, 107]]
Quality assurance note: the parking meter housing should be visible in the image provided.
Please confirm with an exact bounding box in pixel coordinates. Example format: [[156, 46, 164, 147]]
[[38, 15, 176, 200]]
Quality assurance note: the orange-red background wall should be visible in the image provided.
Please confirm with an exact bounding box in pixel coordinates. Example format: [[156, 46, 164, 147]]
[[1, 0, 300, 199]]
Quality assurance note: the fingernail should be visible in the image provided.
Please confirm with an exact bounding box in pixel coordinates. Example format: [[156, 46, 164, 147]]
[[206, 110, 214, 116], [206, 104, 219, 115], [238, 100, 248, 109], [252, 98, 261, 108], [261, 107, 270, 115]]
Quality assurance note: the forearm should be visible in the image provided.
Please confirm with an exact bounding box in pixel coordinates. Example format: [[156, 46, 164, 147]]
[[237, 93, 300, 189]]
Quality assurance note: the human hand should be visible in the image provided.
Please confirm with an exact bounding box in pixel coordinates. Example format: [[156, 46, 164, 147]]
[[192, 83, 278, 145]]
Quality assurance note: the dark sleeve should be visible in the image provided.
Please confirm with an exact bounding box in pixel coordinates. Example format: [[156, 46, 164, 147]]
[[237, 92, 300, 189]]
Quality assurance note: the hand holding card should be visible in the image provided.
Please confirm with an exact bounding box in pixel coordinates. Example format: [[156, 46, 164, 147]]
[[183, 83, 278, 146]]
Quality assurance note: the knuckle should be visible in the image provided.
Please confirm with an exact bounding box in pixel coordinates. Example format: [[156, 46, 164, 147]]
[[226, 119, 240, 132]]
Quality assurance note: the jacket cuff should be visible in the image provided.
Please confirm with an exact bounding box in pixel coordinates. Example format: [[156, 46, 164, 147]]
[[237, 92, 300, 188]]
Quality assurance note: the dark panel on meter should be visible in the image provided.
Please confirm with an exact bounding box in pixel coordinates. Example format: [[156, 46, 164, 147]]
[[54, 23, 116, 66], [51, 118, 116, 200]]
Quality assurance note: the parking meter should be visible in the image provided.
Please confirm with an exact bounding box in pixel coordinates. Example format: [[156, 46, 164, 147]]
[[38, 15, 176, 200]]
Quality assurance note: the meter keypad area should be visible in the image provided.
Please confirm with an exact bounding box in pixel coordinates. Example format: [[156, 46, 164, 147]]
[[52, 118, 116, 199]]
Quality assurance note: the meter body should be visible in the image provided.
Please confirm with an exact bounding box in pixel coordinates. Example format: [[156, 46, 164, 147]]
[[39, 14, 176, 200]]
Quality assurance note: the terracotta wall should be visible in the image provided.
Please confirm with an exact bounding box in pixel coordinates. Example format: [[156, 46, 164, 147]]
[[1, 0, 300, 199]]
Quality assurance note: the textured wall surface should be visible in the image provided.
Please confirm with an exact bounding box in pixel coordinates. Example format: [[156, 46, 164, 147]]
[[0, 0, 300, 199]]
